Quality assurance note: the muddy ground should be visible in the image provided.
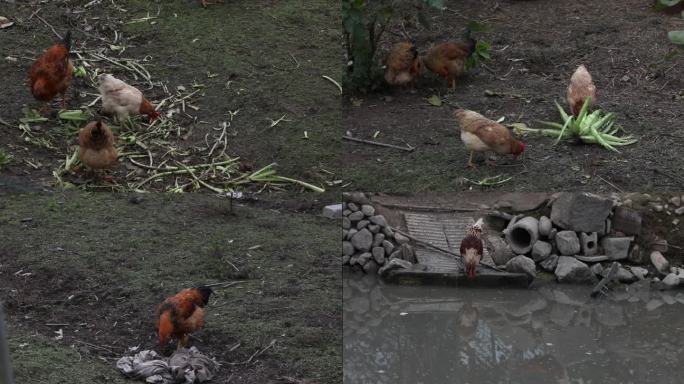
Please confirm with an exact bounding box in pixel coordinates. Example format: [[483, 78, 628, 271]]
[[0, 0, 341, 193], [0, 193, 340, 384], [343, 0, 684, 192]]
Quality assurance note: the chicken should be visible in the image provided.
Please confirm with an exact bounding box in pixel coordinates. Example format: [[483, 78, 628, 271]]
[[78, 120, 118, 176], [454, 109, 525, 168], [384, 42, 422, 88], [199, 0, 224, 7], [157, 286, 213, 350], [98, 74, 160, 122], [30, 30, 74, 112], [566, 64, 596, 116], [460, 218, 483, 279], [422, 38, 475, 90]]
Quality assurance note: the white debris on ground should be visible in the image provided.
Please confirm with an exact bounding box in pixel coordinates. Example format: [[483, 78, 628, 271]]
[[116, 347, 218, 384]]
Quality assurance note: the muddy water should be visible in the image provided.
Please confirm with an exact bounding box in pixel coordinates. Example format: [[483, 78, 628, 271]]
[[344, 272, 684, 384]]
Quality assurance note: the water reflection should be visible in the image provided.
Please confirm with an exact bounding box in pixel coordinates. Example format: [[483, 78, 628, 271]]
[[344, 271, 684, 384]]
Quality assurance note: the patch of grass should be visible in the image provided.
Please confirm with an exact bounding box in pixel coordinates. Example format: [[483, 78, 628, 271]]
[[0, 147, 12, 171]]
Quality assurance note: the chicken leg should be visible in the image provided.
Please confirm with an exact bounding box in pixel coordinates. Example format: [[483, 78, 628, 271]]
[[467, 151, 476, 168], [177, 334, 190, 351]]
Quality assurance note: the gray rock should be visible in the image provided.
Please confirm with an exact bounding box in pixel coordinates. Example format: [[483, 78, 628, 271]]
[[488, 235, 514, 266], [382, 240, 395, 255], [346, 228, 357, 240], [382, 227, 395, 239], [348, 211, 364, 222], [661, 273, 680, 289], [615, 267, 637, 283], [389, 250, 401, 260], [650, 251, 670, 274], [531, 240, 552, 262], [342, 255, 350, 265], [555, 256, 597, 284], [646, 299, 664, 310], [400, 244, 416, 263], [575, 255, 609, 263], [505, 255, 537, 279], [378, 258, 412, 277], [540, 254, 559, 272], [628, 244, 645, 264], [555, 231, 580, 255], [551, 192, 613, 232], [590, 263, 603, 276], [579, 232, 598, 256], [538, 216, 552, 237], [369, 215, 388, 227], [344, 192, 372, 205], [651, 238, 669, 253], [671, 196, 682, 207], [343, 241, 354, 256], [394, 232, 410, 245], [343, 209, 351, 217], [349, 255, 358, 266], [357, 252, 372, 266], [368, 224, 380, 234], [372, 247, 385, 265], [676, 207, 684, 215], [612, 206, 642, 236], [322, 204, 343, 219], [630, 266, 648, 280], [350, 229, 373, 251], [363, 260, 379, 274], [361, 204, 375, 217], [347, 202, 359, 212], [343, 229, 348, 240], [372, 233, 385, 247], [342, 217, 351, 230], [601, 237, 632, 260], [356, 220, 369, 230]]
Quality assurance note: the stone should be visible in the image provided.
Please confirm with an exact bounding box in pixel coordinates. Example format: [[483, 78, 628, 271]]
[[342, 255, 350, 265], [675, 207, 684, 215], [378, 258, 412, 277], [575, 255, 609, 263], [531, 240, 552, 262], [611, 206, 642, 235], [382, 240, 395, 255], [555, 256, 597, 284], [346, 228, 357, 240], [601, 237, 632, 260], [389, 250, 401, 260], [394, 232, 410, 245], [651, 238, 668, 253], [368, 224, 380, 234], [343, 241, 354, 256], [363, 260, 379, 274], [344, 191, 372, 205], [357, 252, 372, 266], [382, 227, 395, 239], [590, 263, 603, 276], [650, 251, 670, 274], [538, 216, 552, 237], [356, 220, 369, 230], [400, 244, 416, 263], [347, 202, 359, 212], [343, 209, 351, 217], [322, 204, 343, 219], [361, 204, 375, 217], [348, 211, 364, 222], [349, 255, 358, 266], [615, 266, 637, 283], [661, 273, 680, 289], [350, 229, 373, 252], [343, 229, 348, 240], [630, 266, 648, 280], [555, 231, 580, 255], [540, 254, 559, 272], [646, 299, 664, 310], [369, 215, 388, 228], [342, 217, 351, 230], [488, 235, 515, 265], [579, 232, 598, 256], [372, 247, 385, 265], [372, 233, 385, 247], [628, 244, 645, 264], [551, 192, 613, 233], [505, 255, 537, 278], [651, 203, 664, 212]]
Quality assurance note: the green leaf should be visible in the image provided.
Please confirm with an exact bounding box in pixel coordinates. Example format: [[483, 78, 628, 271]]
[[427, 95, 442, 106], [669, 30, 684, 46]]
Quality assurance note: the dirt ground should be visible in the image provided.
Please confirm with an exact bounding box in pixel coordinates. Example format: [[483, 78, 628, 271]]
[[0, 0, 341, 193], [343, 0, 684, 192], [0, 193, 340, 384]]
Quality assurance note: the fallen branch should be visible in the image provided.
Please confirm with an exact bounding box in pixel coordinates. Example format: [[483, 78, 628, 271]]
[[342, 136, 415, 152], [227, 339, 276, 366]]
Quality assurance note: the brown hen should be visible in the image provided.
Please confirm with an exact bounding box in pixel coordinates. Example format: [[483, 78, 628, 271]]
[[384, 42, 422, 88], [454, 109, 525, 168], [423, 38, 475, 90], [78, 120, 118, 177], [567, 64, 596, 116]]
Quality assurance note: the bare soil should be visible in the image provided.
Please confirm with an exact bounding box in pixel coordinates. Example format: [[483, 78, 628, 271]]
[[343, 0, 684, 193], [0, 193, 340, 384]]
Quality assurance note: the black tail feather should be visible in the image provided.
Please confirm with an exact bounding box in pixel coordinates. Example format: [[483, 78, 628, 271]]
[[62, 30, 72, 51]]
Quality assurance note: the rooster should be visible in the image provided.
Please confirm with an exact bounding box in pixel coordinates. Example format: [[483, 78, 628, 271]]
[[454, 109, 525, 168], [78, 120, 118, 178], [566, 65, 596, 116], [30, 30, 74, 112], [460, 218, 484, 279], [157, 286, 213, 350], [384, 42, 422, 88], [98, 74, 160, 122], [422, 37, 475, 91]]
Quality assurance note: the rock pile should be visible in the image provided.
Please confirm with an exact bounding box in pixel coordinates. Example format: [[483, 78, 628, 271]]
[[341, 193, 416, 275], [491, 192, 676, 286]]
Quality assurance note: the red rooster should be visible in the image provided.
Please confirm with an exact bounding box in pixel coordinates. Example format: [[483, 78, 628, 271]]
[[157, 286, 213, 350], [460, 218, 484, 279], [30, 30, 74, 112]]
